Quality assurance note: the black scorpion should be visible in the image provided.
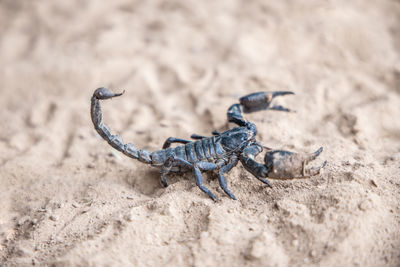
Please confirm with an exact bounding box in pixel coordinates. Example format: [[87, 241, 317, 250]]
[[91, 88, 326, 201]]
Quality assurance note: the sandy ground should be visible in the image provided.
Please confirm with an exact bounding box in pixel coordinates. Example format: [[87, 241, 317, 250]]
[[1, 0, 400, 266]]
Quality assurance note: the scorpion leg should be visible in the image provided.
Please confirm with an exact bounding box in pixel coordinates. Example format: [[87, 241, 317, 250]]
[[190, 134, 206, 140], [217, 157, 239, 200], [193, 161, 219, 201], [162, 137, 191, 149], [159, 156, 217, 201], [194, 168, 216, 201], [159, 156, 194, 187], [160, 156, 174, 187], [170, 157, 233, 201], [191, 131, 221, 140]]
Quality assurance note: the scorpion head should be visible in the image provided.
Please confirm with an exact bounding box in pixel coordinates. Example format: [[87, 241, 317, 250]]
[[220, 125, 257, 152]]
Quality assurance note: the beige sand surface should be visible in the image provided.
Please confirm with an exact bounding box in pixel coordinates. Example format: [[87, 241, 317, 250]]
[[1, 0, 400, 266]]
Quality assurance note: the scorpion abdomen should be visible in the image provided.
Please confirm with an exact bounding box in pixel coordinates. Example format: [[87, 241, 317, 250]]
[[194, 140, 205, 159], [189, 137, 225, 162], [151, 136, 226, 167]]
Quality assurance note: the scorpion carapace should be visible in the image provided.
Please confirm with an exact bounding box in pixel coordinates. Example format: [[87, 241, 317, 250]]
[[91, 87, 327, 201]]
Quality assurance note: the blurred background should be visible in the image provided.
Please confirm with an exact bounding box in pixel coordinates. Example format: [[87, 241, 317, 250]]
[[1, 0, 399, 266]]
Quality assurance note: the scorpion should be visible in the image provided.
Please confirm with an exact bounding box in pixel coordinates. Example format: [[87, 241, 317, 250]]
[[91, 87, 326, 201]]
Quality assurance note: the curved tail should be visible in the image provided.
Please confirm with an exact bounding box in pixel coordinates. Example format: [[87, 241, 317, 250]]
[[90, 87, 152, 164]]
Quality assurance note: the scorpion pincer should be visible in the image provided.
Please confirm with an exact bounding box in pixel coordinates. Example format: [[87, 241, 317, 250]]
[[91, 88, 326, 201]]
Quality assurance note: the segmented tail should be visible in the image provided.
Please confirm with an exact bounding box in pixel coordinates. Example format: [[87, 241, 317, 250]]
[[90, 87, 152, 164]]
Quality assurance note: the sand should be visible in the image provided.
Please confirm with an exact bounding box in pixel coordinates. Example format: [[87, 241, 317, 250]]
[[1, 0, 400, 266]]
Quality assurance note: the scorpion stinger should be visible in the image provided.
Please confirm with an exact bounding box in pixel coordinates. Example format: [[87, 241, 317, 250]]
[[91, 88, 326, 201]]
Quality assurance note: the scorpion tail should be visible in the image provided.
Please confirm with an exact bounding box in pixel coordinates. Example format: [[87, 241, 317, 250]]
[[90, 87, 152, 164]]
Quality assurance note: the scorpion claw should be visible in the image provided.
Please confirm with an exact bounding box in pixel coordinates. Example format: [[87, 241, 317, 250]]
[[306, 160, 327, 176], [271, 91, 295, 98], [239, 91, 294, 113], [264, 147, 326, 179], [269, 104, 292, 112], [226, 191, 237, 200], [308, 147, 323, 161], [160, 178, 168, 188], [94, 87, 125, 100]]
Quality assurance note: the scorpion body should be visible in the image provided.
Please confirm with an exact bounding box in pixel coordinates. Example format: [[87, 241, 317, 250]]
[[91, 88, 326, 201]]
